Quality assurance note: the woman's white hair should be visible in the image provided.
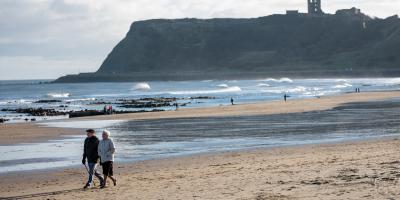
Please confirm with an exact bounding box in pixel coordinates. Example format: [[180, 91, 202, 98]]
[[103, 129, 111, 136]]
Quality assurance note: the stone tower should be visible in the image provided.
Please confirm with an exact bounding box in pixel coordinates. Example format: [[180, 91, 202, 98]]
[[308, 0, 323, 15]]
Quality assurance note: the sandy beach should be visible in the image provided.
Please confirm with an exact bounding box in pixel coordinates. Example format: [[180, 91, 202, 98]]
[[1, 138, 400, 199], [1, 91, 400, 199], [1, 90, 400, 144]]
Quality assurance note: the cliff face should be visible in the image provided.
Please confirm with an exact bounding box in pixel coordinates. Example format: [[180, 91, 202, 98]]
[[55, 11, 400, 83]]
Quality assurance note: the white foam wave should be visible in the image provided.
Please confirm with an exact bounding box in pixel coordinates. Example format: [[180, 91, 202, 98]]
[[261, 86, 311, 94], [47, 93, 70, 98], [335, 79, 348, 83], [333, 83, 352, 89], [133, 82, 151, 91], [11, 99, 33, 104], [217, 84, 229, 88], [382, 78, 400, 85], [286, 86, 307, 93], [264, 77, 293, 83], [169, 86, 242, 95], [256, 83, 270, 87], [65, 98, 96, 102]]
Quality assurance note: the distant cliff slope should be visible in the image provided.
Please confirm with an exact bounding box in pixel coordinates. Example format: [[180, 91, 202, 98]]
[[55, 10, 400, 82]]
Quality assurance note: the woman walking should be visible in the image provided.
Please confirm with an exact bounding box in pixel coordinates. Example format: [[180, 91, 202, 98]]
[[98, 130, 117, 188]]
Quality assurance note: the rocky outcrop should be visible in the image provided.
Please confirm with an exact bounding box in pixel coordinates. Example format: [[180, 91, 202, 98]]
[[55, 11, 400, 83]]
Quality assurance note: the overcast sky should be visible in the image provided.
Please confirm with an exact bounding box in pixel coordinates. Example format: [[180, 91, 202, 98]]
[[0, 0, 398, 80]]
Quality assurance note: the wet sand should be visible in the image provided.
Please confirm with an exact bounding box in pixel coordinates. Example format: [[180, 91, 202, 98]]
[[0, 123, 81, 145], [84, 90, 400, 120], [1, 138, 400, 199], [1, 90, 400, 144]]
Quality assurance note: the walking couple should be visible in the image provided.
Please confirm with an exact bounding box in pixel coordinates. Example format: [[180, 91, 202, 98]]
[[82, 129, 117, 189]]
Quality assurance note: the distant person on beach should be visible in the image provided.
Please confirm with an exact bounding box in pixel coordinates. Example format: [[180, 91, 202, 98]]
[[284, 94, 287, 102], [98, 130, 117, 188], [103, 105, 107, 114], [108, 105, 113, 115], [82, 129, 104, 189], [231, 98, 234, 105], [175, 102, 179, 110]]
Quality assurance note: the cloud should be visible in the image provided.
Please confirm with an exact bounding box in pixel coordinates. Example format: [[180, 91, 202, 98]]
[[0, 0, 398, 80], [0, 56, 99, 80]]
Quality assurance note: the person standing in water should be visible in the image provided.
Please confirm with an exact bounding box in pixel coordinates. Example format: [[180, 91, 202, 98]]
[[284, 94, 287, 102], [231, 98, 234, 105], [98, 130, 117, 188], [82, 129, 104, 189]]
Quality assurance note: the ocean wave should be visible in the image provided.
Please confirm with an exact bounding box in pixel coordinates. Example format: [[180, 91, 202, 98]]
[[133, 82, 151, 91], [263, 77, 293, 83], [11, 99, 33, 104], [47, 93, 70, 98], [65, 98, 96, 102], [286, 86, 307, 93], [256, 83, 270, 87], [169, 86, 242, 95], [382, 78, 400, 85], [333, 83, 352, 89], [261, 86, 309, 94], [217, 84, 229, 88], [335, 79, 348, 83]]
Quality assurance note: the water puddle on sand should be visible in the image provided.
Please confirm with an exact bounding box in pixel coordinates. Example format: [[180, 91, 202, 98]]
[[1, 100, 400, 173]]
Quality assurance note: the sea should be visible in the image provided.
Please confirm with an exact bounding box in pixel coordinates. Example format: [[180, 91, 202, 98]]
[[1, 78, 400, 173]]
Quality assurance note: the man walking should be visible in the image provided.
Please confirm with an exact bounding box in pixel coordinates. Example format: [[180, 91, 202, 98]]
[[82, 129, 104, 189]]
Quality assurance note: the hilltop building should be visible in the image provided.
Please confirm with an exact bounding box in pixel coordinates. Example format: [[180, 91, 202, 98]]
[[308, 0, 323, 15], [286, 0, 324, 16]]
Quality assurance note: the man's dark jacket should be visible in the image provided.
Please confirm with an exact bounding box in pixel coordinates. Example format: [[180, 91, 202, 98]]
[[82, 136, 100, 163]]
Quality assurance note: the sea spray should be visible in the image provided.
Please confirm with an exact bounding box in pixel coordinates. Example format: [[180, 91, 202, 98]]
[[333, 83, 352, 89], [47, 93, 70, 98], [263, 78, 293, 83], [217, 84, 229, 88], [133, 82, 151, 91]]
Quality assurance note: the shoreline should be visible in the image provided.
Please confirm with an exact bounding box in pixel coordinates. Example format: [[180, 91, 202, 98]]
[[1, 90, 400, 199], [1, 90, 400, 145], [2, 134, 398, 176], [1, 137, 400, 199]]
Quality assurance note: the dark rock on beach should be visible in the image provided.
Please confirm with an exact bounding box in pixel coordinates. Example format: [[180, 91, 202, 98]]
[[1, 108, 66, 116], [0, 118, 9, 123], [68, 110, 105, 118], [34, 100, 62, 103], [68, 109, 164, 118], [116, 97, 178, 108], [189, 96, 216, 100]]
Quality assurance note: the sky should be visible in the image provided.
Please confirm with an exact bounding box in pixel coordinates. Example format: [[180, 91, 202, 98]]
[[0, 0, 399, 80]]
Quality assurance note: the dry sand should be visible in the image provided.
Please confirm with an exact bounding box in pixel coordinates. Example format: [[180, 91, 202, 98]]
[[1, 139, 400, 199], [1, 91, 400, 199]]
